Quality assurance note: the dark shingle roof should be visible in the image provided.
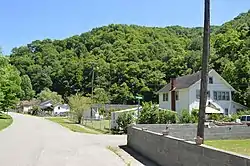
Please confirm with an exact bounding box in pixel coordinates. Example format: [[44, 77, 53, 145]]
[[157, 71, 202, 93]]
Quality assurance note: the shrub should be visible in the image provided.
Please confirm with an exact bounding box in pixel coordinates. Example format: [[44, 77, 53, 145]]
[[209, 113, 224, 121], [191, 109, 199, 123], [116, 112, 134, 133], [138, 102, 158, 124], [179, 109, 192, 123], [157, 110, 177, 124]]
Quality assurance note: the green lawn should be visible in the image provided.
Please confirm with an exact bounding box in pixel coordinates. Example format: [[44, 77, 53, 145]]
[[46, 117, 101, 134], [0, 113, 13, 131], [83, 119, 110, 133], [206, 139, 250, 156]]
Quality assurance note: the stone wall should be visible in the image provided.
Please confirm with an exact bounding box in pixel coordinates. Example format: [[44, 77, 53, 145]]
[[135, 124, 250, 140], [127, 126, 250, 166]]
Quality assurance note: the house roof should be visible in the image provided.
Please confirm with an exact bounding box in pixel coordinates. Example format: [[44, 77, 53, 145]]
[[55, 104, 70, 110], [157, 71, 202, 93], [20, 100, 40, 106]]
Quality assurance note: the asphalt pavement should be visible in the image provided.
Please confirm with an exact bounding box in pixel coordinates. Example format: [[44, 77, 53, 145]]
[[0, 113, 127, 166]]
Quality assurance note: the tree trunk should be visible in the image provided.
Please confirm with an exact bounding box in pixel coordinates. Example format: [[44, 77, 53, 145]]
[[197, 0, 210, 143]]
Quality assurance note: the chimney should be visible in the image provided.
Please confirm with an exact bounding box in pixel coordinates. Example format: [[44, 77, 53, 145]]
[[170, 77, 176, 111]]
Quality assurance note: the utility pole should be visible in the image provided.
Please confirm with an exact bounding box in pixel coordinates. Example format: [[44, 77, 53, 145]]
[[197, 0, 210, 144], [91, 65, 95, 121]]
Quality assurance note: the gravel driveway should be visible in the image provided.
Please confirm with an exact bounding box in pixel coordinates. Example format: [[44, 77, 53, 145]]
[[0, 113, 127, 166]]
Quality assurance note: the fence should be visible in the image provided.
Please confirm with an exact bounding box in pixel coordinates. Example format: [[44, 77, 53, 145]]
[[83, 118, 111, 132]]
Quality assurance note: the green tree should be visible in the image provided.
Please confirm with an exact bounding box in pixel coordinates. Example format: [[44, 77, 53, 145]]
[[93, 88, 109, 104], [68, 94, 92, 124], [19, 75, 35, 100], [0, 56, 22, 112], [37, 88, 63, 105]]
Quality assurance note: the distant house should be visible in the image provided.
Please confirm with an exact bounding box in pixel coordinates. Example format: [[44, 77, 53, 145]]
[[39, 100, 53, 110], [53, 104, 70, 115], [20, 100, 40, 113], [157, 69, 248, 115]]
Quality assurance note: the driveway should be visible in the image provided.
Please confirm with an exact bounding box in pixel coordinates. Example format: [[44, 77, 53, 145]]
[[0, 113, 127, 166]]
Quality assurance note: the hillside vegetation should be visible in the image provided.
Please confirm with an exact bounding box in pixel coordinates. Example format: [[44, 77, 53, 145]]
[[8, 10, 250, 106]]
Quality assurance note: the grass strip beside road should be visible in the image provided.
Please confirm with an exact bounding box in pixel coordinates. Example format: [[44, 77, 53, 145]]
[[206, 139, 250, 156], [0, 113, 13, 131], [46, 117, 101, 134]]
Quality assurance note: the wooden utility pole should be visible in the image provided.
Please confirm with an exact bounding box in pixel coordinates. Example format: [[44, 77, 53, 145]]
[[197, 0, 210, 143]]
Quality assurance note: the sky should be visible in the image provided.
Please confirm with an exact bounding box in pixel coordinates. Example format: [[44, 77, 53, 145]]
[[0, 0, 249, 55]]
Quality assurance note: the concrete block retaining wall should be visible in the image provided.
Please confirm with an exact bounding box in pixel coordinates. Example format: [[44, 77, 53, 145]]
[[127, 126, 250, 166], [135, 124, 250, 140]]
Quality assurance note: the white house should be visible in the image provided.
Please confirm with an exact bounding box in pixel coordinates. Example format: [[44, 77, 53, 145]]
[[20, 100, 40, 113], [53, 104, 70, 115], [157, 69, 248, 115]]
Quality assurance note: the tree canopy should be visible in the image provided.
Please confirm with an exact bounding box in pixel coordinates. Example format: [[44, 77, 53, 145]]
[[0, 56, 22, 112], [9, 11, 250, 107]]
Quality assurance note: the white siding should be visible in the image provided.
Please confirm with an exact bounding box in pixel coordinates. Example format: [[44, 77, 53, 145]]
[[189, 71, 236, 115], [159, 92, 171, 110], [176, 89, 189, 114], [159, 89, 189, 113], [23, 106, 32, 113]]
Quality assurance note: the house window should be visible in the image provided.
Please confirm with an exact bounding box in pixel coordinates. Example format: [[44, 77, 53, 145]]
[[222, 92, 225, 100], [196, 90, 200, 99], [225, 108, 228, 115], [213, 91, 230, 101], [176, 91, 179, 101], [207, 91, 210, 98], [213, 91, 217, 100], [209, 77, 213, 84], [163, 93, 168, 101], [225, 92, 230, 100]]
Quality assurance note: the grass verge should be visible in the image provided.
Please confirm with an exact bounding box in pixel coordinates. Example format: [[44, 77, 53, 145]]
[[46, 117, 101, 134], [206, 139, 250, 156], [107, 146, 132, 166], [0, 113, 13, 131]]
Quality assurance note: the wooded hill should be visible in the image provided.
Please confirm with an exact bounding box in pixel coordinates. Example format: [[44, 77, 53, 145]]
[[9, 10, 250, 106]]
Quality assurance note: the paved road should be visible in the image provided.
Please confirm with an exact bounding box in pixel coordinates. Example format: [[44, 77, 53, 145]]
[[0, 113, 127, 166]]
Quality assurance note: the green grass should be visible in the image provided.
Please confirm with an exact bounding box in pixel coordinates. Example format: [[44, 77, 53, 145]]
[[0, 113, 13, 131], [83, 119, 110, 133], [206, 139, 250, 156], [46, 117, 101, 134]]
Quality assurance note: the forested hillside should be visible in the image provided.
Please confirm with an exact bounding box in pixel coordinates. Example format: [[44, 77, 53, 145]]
[[9, 11, 250, 106]]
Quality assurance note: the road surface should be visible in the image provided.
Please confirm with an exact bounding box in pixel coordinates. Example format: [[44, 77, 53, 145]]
[[0, 113, 127, 166]]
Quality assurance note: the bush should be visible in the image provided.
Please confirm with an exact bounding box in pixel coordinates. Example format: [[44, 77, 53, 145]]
[[116, 112, 134, 133], [157, 110, 177, 124], [209, 114, 224, 121], [138, 102, 158, 124], [191, 109, 199, 123], [179, 109, 192, 123]]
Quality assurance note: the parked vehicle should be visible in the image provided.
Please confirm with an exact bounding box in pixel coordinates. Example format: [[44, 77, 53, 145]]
[[240, 115, 250, 126]]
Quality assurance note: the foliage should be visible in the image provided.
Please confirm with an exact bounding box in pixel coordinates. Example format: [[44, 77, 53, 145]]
[[209, 114, 223, 121], [157, 110, 177, 124], [29, 105, 41, 115], [116, 112, 134, 133], [191, 109, 199, 123], [7, 11, 250, 107], [37, 88, 63, 105], [93, 87, 109, 104], [179, 109, 192, 123], [68, 94, 92, 124], [0, 56, 22, 112], [19, 75, 35, 100], [138, 102, 158, 124]]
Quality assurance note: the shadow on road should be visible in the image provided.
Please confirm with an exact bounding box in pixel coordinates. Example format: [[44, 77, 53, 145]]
[[119, 145, 159, 166]]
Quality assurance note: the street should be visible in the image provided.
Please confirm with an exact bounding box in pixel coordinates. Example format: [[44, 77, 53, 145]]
[[0, 113, 127, 166]]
